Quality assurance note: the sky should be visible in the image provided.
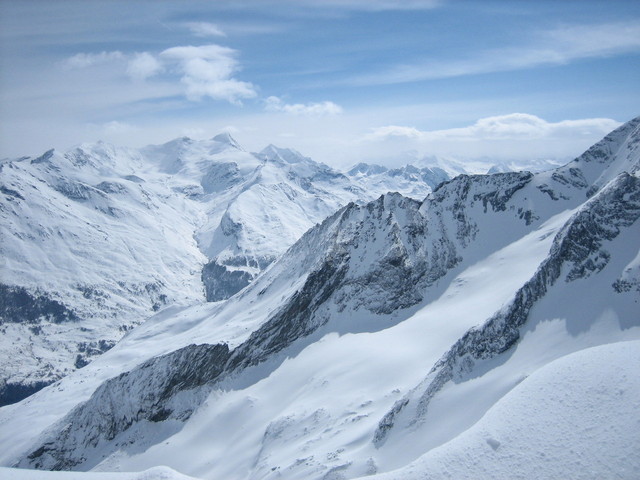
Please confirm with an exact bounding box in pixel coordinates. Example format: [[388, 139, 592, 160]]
[[1, 0, 639, 167]]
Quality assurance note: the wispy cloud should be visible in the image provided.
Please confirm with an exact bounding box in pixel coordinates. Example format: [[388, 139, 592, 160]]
[[298, 0, 442, 11], [223, 0, 441, 11], [160, 45, 257, 104], [265, 96, 343, 115], [185, 22, 226, 38], [348, 21, 640, 86], [64, 51, 124, 69], [101, 120, 137, 134]]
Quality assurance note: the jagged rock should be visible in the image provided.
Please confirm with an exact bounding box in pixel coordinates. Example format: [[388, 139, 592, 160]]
[[373, 172, 640, 447]]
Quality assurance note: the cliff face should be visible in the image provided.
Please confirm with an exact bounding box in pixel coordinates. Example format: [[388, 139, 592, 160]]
[[0, 135, 447, 406], [374, 171, 640, 448], [2, 118, 639, 480]]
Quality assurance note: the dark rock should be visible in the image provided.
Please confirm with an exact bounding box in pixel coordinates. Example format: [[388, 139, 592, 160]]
[[0, 284, 80, 325]]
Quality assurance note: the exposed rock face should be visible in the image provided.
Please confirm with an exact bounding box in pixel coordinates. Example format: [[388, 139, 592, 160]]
[[1, 135, 448, 405], [202, 260, 254, 302], [0, 284, 80, 325], [8, 117, 640, 475], [373, 172, 640, 447], [24, 343, 231, 470]]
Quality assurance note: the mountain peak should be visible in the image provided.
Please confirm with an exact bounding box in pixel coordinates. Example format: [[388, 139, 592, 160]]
[[212, 132, 242, 150], [347, 162, 388, 176], [259, 144, 308, 164], [30, 148, 56, 164]]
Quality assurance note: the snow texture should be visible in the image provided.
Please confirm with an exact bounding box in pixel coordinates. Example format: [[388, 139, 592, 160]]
[[0, 117, 638, 480], [0, 134, 449, 404]]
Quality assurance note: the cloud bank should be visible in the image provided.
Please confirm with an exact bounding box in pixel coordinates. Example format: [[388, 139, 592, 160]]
[[361, 113, 622, 163], [265, 96, 343, 115], [367, 114, 621, 142]]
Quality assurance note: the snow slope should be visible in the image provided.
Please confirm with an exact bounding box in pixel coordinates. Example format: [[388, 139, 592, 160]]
[[0, 465, 201, 480], [0, 135, 451, 405], [1, 117, 638, 479], [5, 198, 571, 476], [361, 340, 640, 480], [0, 143, 208, 404]]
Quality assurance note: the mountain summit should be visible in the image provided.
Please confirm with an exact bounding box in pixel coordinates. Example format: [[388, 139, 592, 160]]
[[0, 134, 453, 405], [1, 117, 638, 479]]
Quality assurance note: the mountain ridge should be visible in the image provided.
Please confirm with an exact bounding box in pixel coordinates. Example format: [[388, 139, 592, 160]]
[[1, 134, 460, 405], [2, 117, 638, 478]]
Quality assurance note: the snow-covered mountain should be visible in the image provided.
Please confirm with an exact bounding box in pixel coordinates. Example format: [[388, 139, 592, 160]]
[[346, 163, 449, 201], [0, 135, 454, 405], [1, 117, 638, 479]]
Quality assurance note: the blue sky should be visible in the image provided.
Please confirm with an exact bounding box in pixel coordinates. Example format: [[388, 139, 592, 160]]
[[1, 0, 639, 166]]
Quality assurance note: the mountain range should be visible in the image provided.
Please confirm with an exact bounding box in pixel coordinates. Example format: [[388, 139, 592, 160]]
[[1, 134, 462, 405], [0, 117, 638, 479]]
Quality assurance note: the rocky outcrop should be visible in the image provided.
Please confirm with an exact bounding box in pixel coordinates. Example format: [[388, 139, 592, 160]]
[[23, 343, 231, 470], [0, 284, 80, 325], [373, 172, 640, 446]]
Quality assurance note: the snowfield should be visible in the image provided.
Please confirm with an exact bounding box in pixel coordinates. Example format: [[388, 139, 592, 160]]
[[0, 134, 455, 405], [0, 117, 638, 479], [0, 465, 200, 480], [359, 340, 640, 480]]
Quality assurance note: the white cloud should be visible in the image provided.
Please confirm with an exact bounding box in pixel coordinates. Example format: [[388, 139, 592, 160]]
[[347, 20, 640, 86], [102, 120, 135, 134], [185, 22, 226, 37], [265, 96, 343, 115], [126, 52, 163, 81], [368, 113, 621, 142], [160, 45, 257, 104], [366, 125, 423, 140], [64, 51, 124, 69], [60, 45, 255, 105], [363, 113, 622, 161]]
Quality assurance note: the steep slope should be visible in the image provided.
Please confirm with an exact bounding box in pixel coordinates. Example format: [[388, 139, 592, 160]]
[[1, 135, 450, 405], [2, 117, 638, 479], [0, 143, 208, 405], [362, 341, 640, 480], [372, 171, 640, 464]]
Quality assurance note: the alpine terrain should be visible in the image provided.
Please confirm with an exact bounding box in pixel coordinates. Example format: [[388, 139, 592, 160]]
[[0, 134, 451, 406], [0, 117, 639, 480]]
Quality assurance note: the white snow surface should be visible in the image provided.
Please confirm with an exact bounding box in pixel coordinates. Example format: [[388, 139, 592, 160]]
[[0, 118, 638, 480], [0, 465, 200, 480], [0, 134, 449, 394], [360, 340, 640, 480], [89, 211, 564, 479]]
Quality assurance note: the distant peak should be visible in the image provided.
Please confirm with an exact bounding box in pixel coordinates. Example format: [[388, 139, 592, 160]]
[[30, 148, 56, 164], [212, 132, 242, 150], [347, 162, 388, 176], [259, 144, 308, 164], [159, 136, 193, 149]]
